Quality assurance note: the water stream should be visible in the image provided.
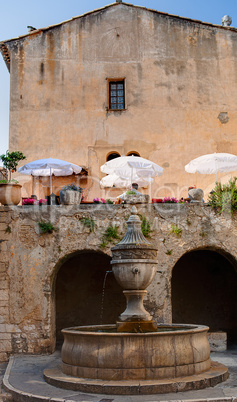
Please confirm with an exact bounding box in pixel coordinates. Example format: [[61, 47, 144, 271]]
[[100, 270, 112, 324]]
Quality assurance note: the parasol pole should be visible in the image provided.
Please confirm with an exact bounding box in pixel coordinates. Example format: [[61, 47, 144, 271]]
[[214, 153, 218, 183], [50, 167, 52, 205]]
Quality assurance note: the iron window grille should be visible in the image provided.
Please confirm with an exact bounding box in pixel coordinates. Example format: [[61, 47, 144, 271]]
[[109, 80, 125, 110]]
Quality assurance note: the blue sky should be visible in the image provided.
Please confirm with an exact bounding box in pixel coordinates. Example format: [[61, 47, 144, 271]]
[[0, 0, 236, 162]]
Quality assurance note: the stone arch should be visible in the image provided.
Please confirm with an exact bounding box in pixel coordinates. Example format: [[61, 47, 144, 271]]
[[126, 151, 140, 157], [50, 249, 125, 345], [171, 246, 237, 344], [106, 151, 121, 162]]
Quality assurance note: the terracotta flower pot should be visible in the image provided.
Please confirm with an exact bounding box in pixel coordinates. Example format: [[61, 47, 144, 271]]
[[0, 183, 22, 206]]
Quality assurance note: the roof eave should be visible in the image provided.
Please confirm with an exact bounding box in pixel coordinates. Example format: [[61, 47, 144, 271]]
[[1, 1, 236, 47], [0, 43, 10, 72]]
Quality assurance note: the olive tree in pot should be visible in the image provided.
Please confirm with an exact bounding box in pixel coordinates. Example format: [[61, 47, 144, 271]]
[[59, 184, 83, 205], [0, 151, 26, 205]]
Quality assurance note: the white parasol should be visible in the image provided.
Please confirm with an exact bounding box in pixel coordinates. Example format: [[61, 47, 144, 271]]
[[19, 158, 82, 203], [185, 153, 237, 182], [100, 173, 153, 188], [101, 155, 163, 184]]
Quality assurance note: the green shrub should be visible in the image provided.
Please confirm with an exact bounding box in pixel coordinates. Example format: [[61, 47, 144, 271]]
[[104, 225, 120, 241], [170, 224, 182, 237], [100, 225, 120, 248], [80, 217, 96, 233], [38, 221, 55, 234], [5, 225, 11, 234], [0, 151, 26, 181], [141, 216, 152, 238], [126, 190, 137, 195], [208, 178, 237, 215]]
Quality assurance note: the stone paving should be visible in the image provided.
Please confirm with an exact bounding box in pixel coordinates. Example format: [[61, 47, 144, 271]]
[[1, 349, 237, 401]]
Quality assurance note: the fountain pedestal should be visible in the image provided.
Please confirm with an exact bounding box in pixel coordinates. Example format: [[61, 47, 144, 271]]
[[111, 206, 158, 332], [117, 290, 157, 332]]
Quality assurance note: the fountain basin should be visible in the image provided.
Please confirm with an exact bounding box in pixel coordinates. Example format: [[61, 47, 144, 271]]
[[61, 324, 211, 381]]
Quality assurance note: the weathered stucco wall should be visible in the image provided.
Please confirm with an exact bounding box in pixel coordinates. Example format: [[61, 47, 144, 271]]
[[0, 203, 237, 362], [4, 3, 237, 200]]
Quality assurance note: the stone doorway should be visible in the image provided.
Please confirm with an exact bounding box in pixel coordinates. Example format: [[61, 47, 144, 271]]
[[55, 250, 125, 343], [171, 249, 237, 345]]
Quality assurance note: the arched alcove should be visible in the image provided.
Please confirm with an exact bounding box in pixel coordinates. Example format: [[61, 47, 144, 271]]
[[171, 248, 237, 344], [106, 152, 121, 161], [55, 250, 125, 344]]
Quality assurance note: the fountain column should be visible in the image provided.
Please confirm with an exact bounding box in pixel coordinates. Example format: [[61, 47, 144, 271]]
[[111, 206, 158, 332]]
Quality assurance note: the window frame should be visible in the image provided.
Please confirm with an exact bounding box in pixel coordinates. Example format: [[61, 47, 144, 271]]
[[107, 78, 126, 111]]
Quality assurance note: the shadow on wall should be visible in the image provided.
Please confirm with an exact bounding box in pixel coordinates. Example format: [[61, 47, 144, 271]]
[[55, 250, 126, 344], [171, 248, 237, 346]]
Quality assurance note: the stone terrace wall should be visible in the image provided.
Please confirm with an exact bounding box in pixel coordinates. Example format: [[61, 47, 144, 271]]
[[0, 204, 236, 362]]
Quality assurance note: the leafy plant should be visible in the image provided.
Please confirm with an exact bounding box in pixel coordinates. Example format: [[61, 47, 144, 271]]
[[0, 179, 19, 184], [186, 218, 191, 226], [38, 221, 55, 234], [208, 178, 237, 215], [166, 249, 173, 255], [80, 217, 96, 233], [99, 240, 108, 249], [61, 184, 82, 192], [104, 225, 120, 241], [126, 190, 137, 195], [0, 151, 26, 181], [100, 225, 120, 248], [5, 225, 11, 234], [141, 216, 152, 238], [106, 199, 114, 204], [200, 231, 207, 238], [170, 224, 182, 237]]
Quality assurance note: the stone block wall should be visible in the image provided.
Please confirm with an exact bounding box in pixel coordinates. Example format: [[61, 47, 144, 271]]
[[0, 203, 236, 362]]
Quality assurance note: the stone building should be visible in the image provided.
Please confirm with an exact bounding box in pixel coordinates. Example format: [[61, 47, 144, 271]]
[[0, 1, 237, 365], [0, 1, 237, 201]]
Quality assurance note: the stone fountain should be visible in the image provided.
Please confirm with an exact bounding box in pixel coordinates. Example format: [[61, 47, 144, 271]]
[[44, 207, 228, 395]]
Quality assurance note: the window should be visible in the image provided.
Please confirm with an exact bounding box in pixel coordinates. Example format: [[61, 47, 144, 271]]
[[106, 152, 121, 162], [108, 80, 125, 110], [126, 152, 140, 157]]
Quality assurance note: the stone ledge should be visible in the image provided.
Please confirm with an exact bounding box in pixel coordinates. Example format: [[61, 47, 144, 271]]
[[43, 361, 228, 395]]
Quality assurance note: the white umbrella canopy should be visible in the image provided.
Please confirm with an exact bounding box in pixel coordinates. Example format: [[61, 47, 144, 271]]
[[18, 158, 82, 203], [101, 155, 163, 182], [185, 153, 237, 181], [18, 158, 82, 176], [100, 173, 153, 188]]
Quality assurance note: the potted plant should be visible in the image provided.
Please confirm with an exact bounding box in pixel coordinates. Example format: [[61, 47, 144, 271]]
[[59, 184, 83, 205], [0, 151, 26, 205], [123, 190, 149, 204]]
